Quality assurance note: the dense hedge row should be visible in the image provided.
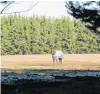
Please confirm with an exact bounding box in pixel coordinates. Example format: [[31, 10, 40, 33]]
[[1, 15, 100, 55]]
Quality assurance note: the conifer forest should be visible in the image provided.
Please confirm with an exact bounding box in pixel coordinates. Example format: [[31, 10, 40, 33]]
[[1, 15, 100, 55]]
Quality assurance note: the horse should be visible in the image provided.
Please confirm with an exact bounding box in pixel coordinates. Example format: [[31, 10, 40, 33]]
[[52, 49, 64, 65]]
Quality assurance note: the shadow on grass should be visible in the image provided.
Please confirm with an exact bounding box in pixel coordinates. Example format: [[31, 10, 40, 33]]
[[1, 68, 100, 94]]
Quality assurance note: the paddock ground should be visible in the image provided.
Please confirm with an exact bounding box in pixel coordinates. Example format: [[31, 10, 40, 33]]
[[1, 54, 100, 94], [1, 54, 100, 70]]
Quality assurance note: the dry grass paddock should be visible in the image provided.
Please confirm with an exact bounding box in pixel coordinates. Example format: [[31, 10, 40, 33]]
[[1, 54, 100, 70]]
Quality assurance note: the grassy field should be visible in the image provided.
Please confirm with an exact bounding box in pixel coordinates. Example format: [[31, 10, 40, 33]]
[[1, 54, 100, 70]]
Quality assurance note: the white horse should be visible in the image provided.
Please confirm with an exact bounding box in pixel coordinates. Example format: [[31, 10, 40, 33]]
[[52, 49, 64, 64]]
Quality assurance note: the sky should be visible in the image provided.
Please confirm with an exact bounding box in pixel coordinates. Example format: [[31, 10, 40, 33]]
[[0, 1, 98, 18], [0, 1, 73, 18]]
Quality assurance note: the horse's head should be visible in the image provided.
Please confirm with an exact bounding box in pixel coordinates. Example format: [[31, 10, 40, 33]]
[[52, 49, 56, 55]]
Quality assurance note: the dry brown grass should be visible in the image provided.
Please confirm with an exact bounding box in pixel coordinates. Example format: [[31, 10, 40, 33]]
[[1, 54, 100, 70]]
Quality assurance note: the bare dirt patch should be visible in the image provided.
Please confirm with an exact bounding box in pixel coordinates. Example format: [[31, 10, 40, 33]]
[[1, 54, 100, 70]]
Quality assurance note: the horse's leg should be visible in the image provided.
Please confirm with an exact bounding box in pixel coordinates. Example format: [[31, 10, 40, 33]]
[[60, 59, 62, 64], [52, 55, 55, 65], [58, 58, 60, 64], [59, 59, 61, 64], [53, 59, 55, 65], [58, 58, 62, 64], [61, 58, 63, 64], [56, 58, 58, 65], [60, 55, 63, 64]]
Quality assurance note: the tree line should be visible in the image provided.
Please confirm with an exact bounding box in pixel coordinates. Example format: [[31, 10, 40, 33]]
[[1, 15, 100, 55]]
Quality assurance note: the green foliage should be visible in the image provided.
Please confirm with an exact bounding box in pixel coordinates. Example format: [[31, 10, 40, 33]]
[[1, 15, 100, 55]]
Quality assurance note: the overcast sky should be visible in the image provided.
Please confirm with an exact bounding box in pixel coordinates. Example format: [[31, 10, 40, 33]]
[[0, 1, 72, 18]]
